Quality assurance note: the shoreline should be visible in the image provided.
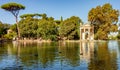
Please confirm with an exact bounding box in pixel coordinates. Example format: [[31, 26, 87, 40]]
[[16, 39, 100, 43], [10, 39, 120, 43], [18, 39, 52, 43], [17, 39, 120, 43]]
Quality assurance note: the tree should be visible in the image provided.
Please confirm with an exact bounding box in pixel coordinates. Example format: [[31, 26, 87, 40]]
[[1, 2, 25, 39], [0, 21, 11, 39], [0, 22, 4, 38], [41, 13, 48, 19], [19, 13, 58, 41], [88, 3, 119, 40], [37, 16, 58, 41], [20, 13, 42, 19], [60, 16, 63, 22], [59, 16, 82, 40], [19, 15, 38, 39], [10, 24, 17, 32]]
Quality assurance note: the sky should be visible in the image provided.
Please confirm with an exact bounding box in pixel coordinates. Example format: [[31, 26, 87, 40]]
[[0, 0, 120, 24]]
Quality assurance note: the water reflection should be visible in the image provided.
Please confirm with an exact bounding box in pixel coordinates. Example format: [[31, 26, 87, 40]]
[[80, 42, 94, 62], [88, 41, 117, 70], [0, 41, 119, 70], [58, 42, 80, 67]]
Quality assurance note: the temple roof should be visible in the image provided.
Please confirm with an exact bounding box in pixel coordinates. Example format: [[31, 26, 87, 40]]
[[80, 23, 91, 27], [80, 22, 94, 29]]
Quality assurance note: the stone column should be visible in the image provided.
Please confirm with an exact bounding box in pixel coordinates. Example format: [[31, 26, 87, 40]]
[[88, 28, 90, 40], [83, 28, 85, 40], [80, 28, 81, 40], [93, 26, 94, 40]]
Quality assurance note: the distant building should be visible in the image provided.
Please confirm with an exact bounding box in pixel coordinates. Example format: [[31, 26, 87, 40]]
[[80, 23, 94, 40], [108, 32, 118, 38], [7, 29, 12, 34]]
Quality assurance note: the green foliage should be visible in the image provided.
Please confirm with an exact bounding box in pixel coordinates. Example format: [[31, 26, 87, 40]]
[[117, 31, 120, 39], [60, 16, 63, 22], [19, 13, 60, 41], [42, 13, 47, 19], [1, 2, 25, 38], [37, 17, 58, 41], [10, 24, 17, 32], [0, 22, 4, 37], [1, 12, 83, 41], [108, 36, 118, 40], [20, 13, 42, 19], [1, 2, 25, 11], [117, 34, 120, 39], [59, 16, 82, 40], [94, 29, 107, 40], [88, 3, 119, 40], [4, 31, 17, 40], [0, 22, 11, 38], [19, 17, 38, 38]]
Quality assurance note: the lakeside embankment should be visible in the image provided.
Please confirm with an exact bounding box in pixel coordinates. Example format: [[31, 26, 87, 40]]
[[17, 39, 96, 43], [18, 39, 52, 43], [1, 38, 115, 44], [17, 39, 116, 43], [0, 39, 12, 43]]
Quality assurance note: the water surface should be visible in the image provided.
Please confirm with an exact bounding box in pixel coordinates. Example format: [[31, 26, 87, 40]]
[[0, 40, 120, 70]]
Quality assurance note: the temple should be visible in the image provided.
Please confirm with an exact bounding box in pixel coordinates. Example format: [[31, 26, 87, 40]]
[[80, 23, 94, 40]]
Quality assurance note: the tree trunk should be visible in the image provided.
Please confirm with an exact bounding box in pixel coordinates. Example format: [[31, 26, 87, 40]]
[[15, 16, 20, 39]]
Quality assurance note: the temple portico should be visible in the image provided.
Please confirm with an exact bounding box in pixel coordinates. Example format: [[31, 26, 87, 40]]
[[80, 23, 94, 40]]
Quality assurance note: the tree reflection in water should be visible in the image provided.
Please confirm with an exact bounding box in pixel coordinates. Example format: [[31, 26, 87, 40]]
[[0, 41, 118, 70], [88, 41, 117, 70]]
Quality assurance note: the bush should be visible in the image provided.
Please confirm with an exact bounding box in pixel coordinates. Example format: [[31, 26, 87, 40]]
[[117, 34, 120, 39], [4, 32, 17, 40]]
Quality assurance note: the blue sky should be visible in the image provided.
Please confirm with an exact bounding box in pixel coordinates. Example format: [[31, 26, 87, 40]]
[[0, 0, 120, 24]]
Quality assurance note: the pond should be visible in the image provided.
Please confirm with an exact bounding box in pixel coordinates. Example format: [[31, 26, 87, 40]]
[[0, 40, 120, 70]]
